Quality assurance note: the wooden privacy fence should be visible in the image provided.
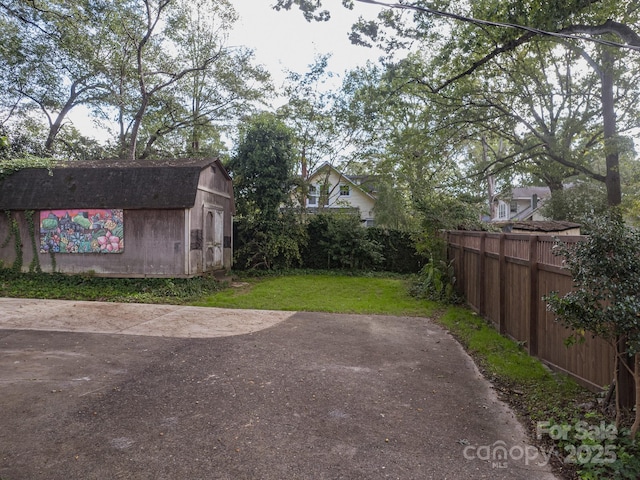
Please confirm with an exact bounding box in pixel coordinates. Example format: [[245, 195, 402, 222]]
[[446, 231, 617, 393]]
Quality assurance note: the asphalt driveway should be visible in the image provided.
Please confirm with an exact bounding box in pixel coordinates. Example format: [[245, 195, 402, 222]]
[[0, 298, 558, 479]]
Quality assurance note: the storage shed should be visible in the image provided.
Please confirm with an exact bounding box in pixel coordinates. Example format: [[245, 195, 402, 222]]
[[0, 158, 234, 277], [500, 220, 581, 236]]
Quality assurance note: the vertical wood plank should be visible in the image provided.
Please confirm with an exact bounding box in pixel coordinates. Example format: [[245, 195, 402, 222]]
[[478, 233, 486, 316], [529, 235, 539, 356], [499, 234, 506, 335]]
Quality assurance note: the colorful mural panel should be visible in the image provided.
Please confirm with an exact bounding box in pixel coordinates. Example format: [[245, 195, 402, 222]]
[[40, 209, 124, 254]]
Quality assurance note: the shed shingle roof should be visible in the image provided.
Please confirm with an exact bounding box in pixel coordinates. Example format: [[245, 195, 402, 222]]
[[0, 158, 225, 210]]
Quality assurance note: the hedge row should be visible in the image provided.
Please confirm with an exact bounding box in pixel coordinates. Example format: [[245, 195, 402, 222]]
[[233, 213, 423, 273]]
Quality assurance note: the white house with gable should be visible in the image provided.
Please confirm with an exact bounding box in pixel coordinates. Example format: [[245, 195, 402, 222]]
[[298, 163, 377, 227], [492, 186, 551, 222]]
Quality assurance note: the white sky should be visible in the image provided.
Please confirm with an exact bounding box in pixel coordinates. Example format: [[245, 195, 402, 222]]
[[228, 1, 384, 87]]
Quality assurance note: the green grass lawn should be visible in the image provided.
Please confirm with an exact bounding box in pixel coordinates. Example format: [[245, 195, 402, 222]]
[[193, 274, 438, 317]]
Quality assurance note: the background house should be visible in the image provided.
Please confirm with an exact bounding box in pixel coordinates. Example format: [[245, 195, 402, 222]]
[[299, 163, 377, 227], [0, 158, 234, 277], [492, 186, 551, 222]]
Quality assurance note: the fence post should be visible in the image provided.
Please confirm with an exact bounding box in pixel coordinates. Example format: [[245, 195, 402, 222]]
[[478, 233, 486, 317], [499, 234, 506, 335], [458, 233, 465, 298], [528, 235, 539, 356]]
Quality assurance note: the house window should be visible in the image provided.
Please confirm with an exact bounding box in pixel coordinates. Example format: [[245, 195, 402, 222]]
[[498, 203, 507, 219], [308, 185, 318, 206], [510, 201, 518, 213], [320, 184, 330, 206], [339, 185, 350, 196]]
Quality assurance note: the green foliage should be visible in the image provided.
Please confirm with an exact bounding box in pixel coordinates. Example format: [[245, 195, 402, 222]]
[[365, 227, 423, 273], [233, 214, 421, 273], [438, 306, 640, 480], [415, 192, 484, 235], [194, 273, 437, 316], [541, 181, 609, 224], [303, 213, 383, 270], [233, 213, 307, 270], [578, 431, 640, 479], [24, 210, 41, 273], [545, 210, 640, 447], [439, 307, 554, 383], [0, 155, 55, 181], [230, 112, 296, 221], [410, 256, 459, 303], [412, 192, 484, 294], [545, 211, 640, 355], [0, 269, 223, 304], [1, 0, 267, 159], [278, 55, 341, 181], [1, 211, 22, 273]]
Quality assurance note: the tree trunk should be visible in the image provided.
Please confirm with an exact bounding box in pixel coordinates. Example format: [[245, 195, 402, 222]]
[[601, 49, 621, 207], [617, 335, 635, 410], [631, 353, 640, 438], [127, 99, 148, 161], [45, 100, 76, 154]]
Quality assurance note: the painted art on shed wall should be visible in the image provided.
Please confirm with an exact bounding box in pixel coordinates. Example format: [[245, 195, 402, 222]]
[[40, 209, 124, 254]]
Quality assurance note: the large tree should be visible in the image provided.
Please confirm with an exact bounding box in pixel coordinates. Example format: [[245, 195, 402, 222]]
[[228, 112, 296, 221], [275, 0, 640, 206], [0, 0, 270, 160], [335, 59, 485, 229], [0, 0, 112, 153]]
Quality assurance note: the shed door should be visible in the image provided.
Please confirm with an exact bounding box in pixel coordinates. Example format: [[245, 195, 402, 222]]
[[204, 208, 224, 270]]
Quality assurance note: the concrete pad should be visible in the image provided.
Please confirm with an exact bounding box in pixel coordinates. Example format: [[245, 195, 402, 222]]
[[0, 298, 294, 338], [0, 299, 560, 479]]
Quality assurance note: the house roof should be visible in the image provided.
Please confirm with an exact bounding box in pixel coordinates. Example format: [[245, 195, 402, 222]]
[[0, 158, 229, 210], [347, 174, 378, 195], [511, 186, 551, 199]]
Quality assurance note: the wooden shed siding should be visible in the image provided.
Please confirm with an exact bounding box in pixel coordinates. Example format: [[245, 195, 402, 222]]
[[0, 209, 187, 277], [194, 169, 234, 271]]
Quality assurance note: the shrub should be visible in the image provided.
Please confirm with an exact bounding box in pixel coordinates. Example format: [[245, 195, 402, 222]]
[[233, 213, 307, 270], [365, 227, 422, 273], [303, 213, 383, 270]]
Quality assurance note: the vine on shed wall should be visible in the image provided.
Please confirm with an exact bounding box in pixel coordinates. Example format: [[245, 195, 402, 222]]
[[1, 211, 23, 273], [0, 211, 44, 273], [25, 210, 41, 273]]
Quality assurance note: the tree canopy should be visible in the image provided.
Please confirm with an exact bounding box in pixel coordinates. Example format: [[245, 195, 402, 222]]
[[229, 112, 296, 221], [0, 0, 270, 160], [275, 0, 640, 208]]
